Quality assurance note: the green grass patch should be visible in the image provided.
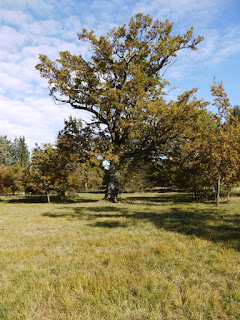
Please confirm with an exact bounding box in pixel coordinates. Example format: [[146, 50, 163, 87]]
[[0, 192, 239, 319]]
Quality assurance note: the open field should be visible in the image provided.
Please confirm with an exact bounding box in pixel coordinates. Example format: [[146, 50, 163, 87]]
[[0, 192, 239, 320]]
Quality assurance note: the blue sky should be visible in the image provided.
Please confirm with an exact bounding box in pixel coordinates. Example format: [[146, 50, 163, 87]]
[[0, 0, 240, 149]]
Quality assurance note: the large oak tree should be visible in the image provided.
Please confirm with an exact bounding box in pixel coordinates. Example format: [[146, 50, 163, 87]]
[[36, 13, 204, 202]]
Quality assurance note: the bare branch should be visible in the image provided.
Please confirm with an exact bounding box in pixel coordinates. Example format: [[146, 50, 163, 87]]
[[162, 59, 177, 77]]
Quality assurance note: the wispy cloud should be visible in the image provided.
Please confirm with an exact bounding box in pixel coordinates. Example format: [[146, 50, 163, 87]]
[[0, 95, 91, 149], [0, 9, 32, 26], [1, 0, 54, 17], [132, 0, 228, 25]]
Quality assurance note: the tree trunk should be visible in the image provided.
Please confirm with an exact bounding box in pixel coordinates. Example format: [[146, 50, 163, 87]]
[[47, 193, 51, 204], [105, 166, 119, 203], [216, 172, 221, 206], [58, 189, 65, 197], [227, 187, 231, 199], [193, 174, 197, 198]]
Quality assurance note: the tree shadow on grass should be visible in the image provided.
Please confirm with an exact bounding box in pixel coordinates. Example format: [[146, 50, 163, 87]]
[[8, 195, 98, 204], [99, 208, 240, 250], [89, 220, 128, 228], [122, 193, 203, 205], [43, 204, 240, 251], [43, 206, 125, 219]]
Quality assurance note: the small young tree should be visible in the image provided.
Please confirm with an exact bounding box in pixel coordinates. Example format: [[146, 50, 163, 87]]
[[8, 162, 24, 194], [166, 109, 215, 197], [67, 162, 104, 192], [27, 144, 61, 203], [168, 83, 240, 203], [202, 82, 240, 205], [0, 165, 10, 194]]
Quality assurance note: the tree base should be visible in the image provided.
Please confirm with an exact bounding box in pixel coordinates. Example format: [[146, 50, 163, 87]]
[[104, 171, 119, 203]]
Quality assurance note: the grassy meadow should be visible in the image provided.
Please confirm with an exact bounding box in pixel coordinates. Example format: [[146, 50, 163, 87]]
[[0, 191, 239, 319]]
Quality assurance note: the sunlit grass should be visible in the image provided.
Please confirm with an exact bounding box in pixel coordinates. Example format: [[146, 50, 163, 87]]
[[0, 192, 239, 319]]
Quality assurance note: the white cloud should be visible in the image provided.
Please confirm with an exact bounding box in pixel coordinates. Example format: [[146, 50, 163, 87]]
[[0, 26, 26, 50], [157, 21, 240, 88], [0, 9, 32, 26], [212, 26, 240, 63], [183, 25, 240, 65], [64, 15, 83, 32], [0, 95, 91, 150], [21, 19, 62, 37], [0, 0, 54, 16], [0, 14, 89, 99], [133, 0, 228, 24]]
